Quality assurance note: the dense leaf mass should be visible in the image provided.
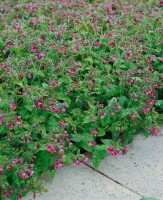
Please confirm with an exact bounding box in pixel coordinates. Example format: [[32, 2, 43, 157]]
[[0, 0, 163, 199]]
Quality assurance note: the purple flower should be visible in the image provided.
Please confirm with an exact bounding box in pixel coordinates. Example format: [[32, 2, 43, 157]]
[[52, 107, 59, 114]]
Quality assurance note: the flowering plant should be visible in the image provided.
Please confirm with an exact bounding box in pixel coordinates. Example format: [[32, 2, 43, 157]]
[[0, 0, 162, 199]]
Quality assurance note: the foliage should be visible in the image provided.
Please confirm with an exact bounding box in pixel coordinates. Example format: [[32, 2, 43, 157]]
[[0, 0, 163, 199]]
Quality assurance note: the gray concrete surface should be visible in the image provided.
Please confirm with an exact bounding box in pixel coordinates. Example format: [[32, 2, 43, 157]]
[[26, 165, 141, 200], [88, 134, 163, 199], [161, 128, 163, 135]]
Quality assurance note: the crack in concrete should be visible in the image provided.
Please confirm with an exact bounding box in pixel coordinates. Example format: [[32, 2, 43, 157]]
[[84, 163, 143, 198]]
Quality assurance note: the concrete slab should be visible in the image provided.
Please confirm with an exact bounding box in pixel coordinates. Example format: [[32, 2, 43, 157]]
[[25, 165, 141, 200], [88, 134, 163, 199], [161, 128, 163, 135]]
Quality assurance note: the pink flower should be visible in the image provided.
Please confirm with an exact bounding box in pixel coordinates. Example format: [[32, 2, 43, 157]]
[[146, 100, 154, 106], [10, 104, 16, 111], [12, 160, 17, 165], [66, 90, 71, 95], [143, 107, 150, 113], [103, 60, 109, 64], [92, 117, 97, 121], [88, 142, 96, 147], [73, 44, 79, 52], [82, 157, 88, 162], [33, 146, 37, 150], [91, 129, 98, 136], [59, 149, 64, 154], [60, 121, 65, 128], [7, 124, 14, 130], [104, 2, 112, 12], [110, 57, 116, 62], [54, 134, 59, 139], [72, 162, 77, 167], [108, 42, 115, 47], [110, 112, 115, 116], [54, 163, 62, 170], [46, 144, 53, 150], [106, 147, 121, 158], [154, 84, 159, 89], [17, 196, 22, 200], [0, 168, 4, 174], [27, 74, 32, 79], [124, 146, 129, 153], [152, 128, 160, 136], [15, 120, 21, 126], [106, 147, 114, 154], [100, 112, 106, 119], [4, 190, 10, 197], [18, 158, 23, 163], [159, 0, 163, 6], [19, 173, 29, 179], [8, 166, 12, 171], [27, 170, 34, 176], [18, 73, 24, 79], [147, 127, 153, 133], [114, 105, 121, 111], [72, 161, 82, 167], [46, 145, 56, 154], [130, 114, 136, 120], [52, 107, 59, 114], [76, 160, 82, 166], [62, 106, 67, 112]]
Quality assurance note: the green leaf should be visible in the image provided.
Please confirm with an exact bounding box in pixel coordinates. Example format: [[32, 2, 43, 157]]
[[97, 127, 105, 137], [47, 118, 58, 131], [105, 64, 112, 72], [113, 58, 124, 67], [92, 147, 107, 168], [79, 141, 92, 152], [101, 110, 110, 127], [39, 125, 47, 138], [91, 52, 101, 59], [155, 100, 163, 109], [10, 193, 17, 200], [63, 154, 73, 164], [16, 82, 24, 88], [83, 116, 92, 124], [121, 109, 131, 117], [71, 134, 82, 142], [49, 50, 59, 59], [75, 24, 88, 32], [101, 139, 111, 145], [42, 83, 49, 89], [33, 69, 45, 78], [119, 65, 126, 69], [13, 174, 20, 187], [0, 38, 4, 51], [48, 170, 55, 179], [24, 104, 32, 112], [34, 151, 50, 173], [107, 84, 118, 97], [84, 57, 93, 64], [124, 61, 137, 70], [36, 70, 45, 77]]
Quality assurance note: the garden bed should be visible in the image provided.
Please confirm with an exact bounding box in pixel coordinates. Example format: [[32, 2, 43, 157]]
[[0, 0, 163, 199]]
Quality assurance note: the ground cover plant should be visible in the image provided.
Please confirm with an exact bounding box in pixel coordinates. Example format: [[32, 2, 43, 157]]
[[0, 0, 163, 199]]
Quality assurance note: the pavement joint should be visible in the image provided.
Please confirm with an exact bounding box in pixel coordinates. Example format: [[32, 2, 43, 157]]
[[84, 163, 143, 198]]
